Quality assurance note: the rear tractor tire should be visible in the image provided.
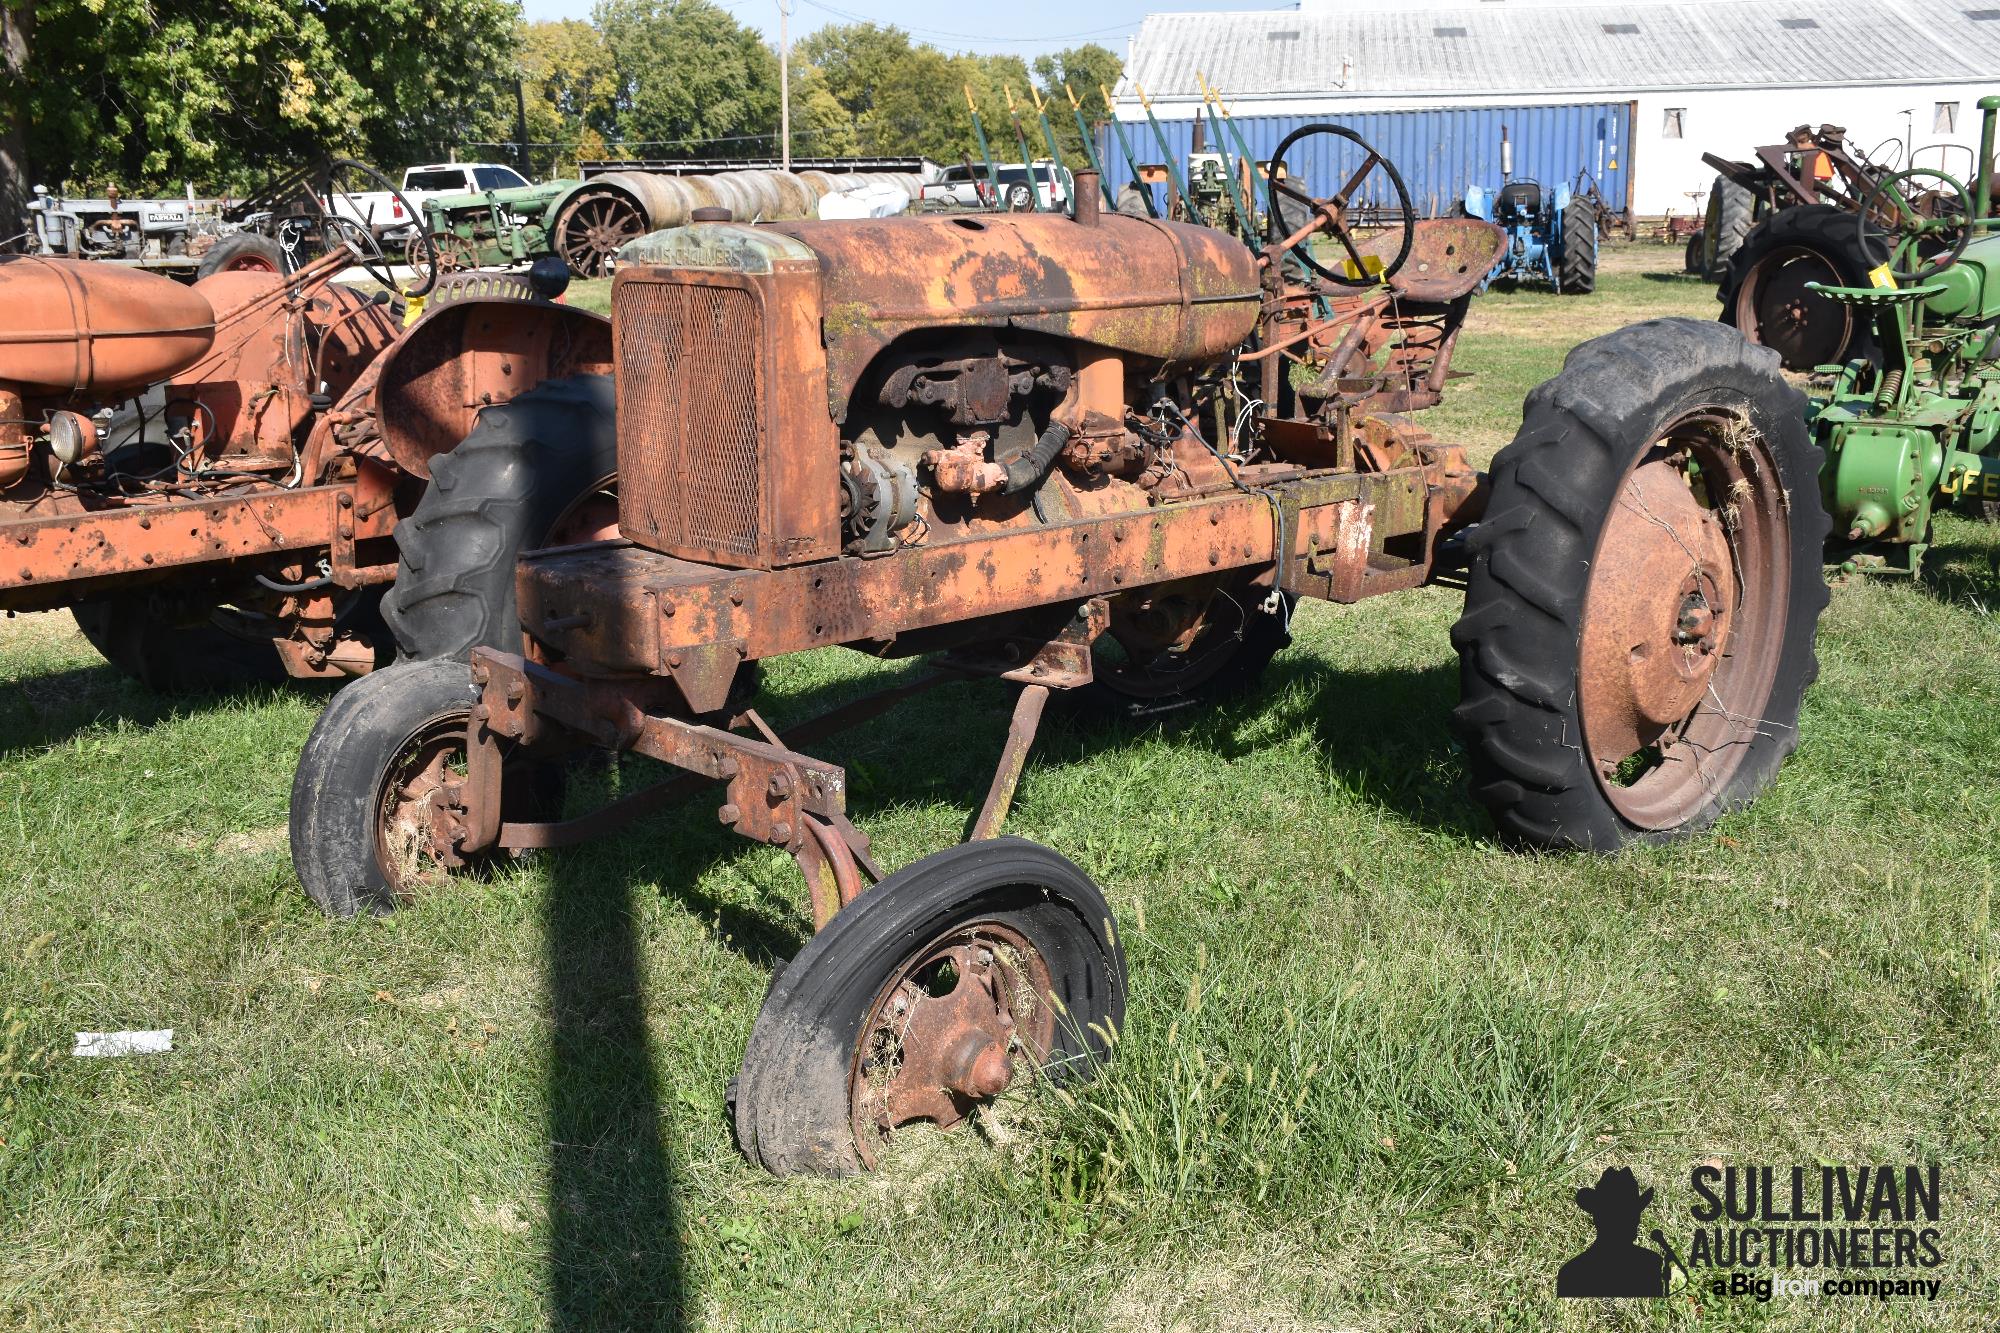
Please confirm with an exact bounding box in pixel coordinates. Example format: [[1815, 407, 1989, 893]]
[[1450, 319, 1830, 851], [383, 373, 621, 662], [195, 231, 287, 279], [1703, 175, 1755, 278], [1557, 197, 1598, 295], [734, 838, 1125, 1176], [1719, 205, 1879, 371]]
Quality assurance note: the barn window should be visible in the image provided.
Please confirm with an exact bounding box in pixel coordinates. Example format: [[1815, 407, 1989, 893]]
[[1778, 17, 1820, 27], [1663, 107, 1685, 139], [1936, 101, 1959, 132], [1434, 25, 1468, 36], [1603, 22, 1640, 33]]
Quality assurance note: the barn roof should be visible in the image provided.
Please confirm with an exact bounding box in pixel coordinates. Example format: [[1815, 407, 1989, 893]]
[[1119, 0, 2000, 100]]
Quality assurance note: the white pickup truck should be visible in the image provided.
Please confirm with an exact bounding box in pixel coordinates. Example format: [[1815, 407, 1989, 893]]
[[327, 162, 532, 238]]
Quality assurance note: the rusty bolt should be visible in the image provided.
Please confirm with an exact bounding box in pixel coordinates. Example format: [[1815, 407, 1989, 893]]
[[770, 821, 792, 844], [730, 591, 744, 606], [662, 604, 675, 618], [337, 492, 354, 509], [718, 803, 741, 825], [470, 663, 489, 686], [471, 704, 490, 723], [1209, 511, 1220, 526], [768, 771, 792, 799], [718, 758, 740, 779], [504, 680, 525, 704], [1208, 550, 1220, 566], [668, 652, 683, 668]]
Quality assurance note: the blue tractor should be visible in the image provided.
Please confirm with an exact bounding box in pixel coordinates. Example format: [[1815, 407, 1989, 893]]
[[1463, 178, 1599, 295]]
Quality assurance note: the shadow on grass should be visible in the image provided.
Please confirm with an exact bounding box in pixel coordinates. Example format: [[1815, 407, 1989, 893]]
[[545, 850, 686, 1330], [1638, 270, 1713, 286], [0, 661, 342, 755], [1920, 532, 2000, 613]]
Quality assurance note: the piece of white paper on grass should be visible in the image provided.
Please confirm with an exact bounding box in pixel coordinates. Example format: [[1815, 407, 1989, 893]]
[[73, 1030, 173, 1058]]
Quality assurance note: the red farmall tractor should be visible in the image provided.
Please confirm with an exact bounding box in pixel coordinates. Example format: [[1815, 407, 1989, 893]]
[[286, 134, 1830, 1175], [0, 163, 617, 688]]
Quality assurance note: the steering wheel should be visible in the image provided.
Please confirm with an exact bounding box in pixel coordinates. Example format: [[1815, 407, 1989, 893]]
[[1856, 167, 1974, 282], [1265, 123, 1415, 286], [320, 158, 439, 298]]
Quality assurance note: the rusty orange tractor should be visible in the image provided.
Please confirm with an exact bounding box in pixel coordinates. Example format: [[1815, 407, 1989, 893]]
[[288, 134, 1831, 1176], [0, 167, 619, 688]]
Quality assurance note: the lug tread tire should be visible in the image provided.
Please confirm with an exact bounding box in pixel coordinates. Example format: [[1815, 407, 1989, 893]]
[[734, 838, 1125, 1177], [194, 231, 287, 279], [1705, 176, 1755, 277], [1558, 197, 1598, 295], [382, 374, 618, 661], [1718, 205, 1880, 369], [1449, 318, 1831, 851]]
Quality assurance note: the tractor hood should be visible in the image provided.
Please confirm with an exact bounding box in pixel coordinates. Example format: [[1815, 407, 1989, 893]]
[[615, 212, 1262, 410]]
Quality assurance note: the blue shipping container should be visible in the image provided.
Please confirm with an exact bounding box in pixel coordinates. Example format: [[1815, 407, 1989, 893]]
[[1099, 102, 1631, 219]]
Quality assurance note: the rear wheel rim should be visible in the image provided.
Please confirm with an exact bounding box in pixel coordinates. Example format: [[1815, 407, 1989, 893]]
[[1576, 408, 1790, 828], [558, 195, 645, 276], [847, 920, 1055, 1167], [1737, 246, 1850, 368]]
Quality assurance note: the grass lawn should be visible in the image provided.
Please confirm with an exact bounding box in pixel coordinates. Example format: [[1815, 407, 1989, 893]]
[[4, 243, 1999, 1329]]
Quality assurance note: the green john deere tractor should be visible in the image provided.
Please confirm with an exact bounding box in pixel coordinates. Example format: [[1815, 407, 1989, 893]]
[[1809, 93, 2000, 573]]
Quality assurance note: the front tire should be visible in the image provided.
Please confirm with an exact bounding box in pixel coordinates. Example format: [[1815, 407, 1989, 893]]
[[383, 374, 620, 661], [195, 231, 286, 279], [734, 839, 1124, 1176], [1450, 319, 1830, 850], [289, 658, 557, 915]]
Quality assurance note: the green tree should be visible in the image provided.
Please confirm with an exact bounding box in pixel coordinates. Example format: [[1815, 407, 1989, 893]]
[[1032, 44, 1122, 163], [18, 0, 516, 193], [520, 18, 619, 174], [597, 0, 777, 158]]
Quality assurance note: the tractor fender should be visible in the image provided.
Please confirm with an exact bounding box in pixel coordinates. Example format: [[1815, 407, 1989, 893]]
[[362, 294, 612, 481], [1463, 185, 1494, 222]]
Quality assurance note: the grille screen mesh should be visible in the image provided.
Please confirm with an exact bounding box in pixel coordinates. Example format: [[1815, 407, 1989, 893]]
[[617, 282, 761, 559]]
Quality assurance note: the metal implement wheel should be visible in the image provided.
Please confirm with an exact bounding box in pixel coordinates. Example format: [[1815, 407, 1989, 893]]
[[289, 659, 562, 915], [1451, 318, 1830, 850], [1856, 167, 1974, 282], [1265, 123, 1415, 286], [553, 188, 646, 278], [734, 838, 1124, 1176]]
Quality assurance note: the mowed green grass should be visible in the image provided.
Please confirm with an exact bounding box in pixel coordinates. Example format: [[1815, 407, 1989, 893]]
[[4, 244, 1999, 1330]]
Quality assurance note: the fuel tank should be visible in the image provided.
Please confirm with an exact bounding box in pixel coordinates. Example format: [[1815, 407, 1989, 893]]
[[0, 256, 216, 395], [762, 212, 1261, 404]]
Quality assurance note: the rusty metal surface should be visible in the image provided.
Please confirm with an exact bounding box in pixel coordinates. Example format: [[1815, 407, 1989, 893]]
[[1576, 413, 1789, 830], [1579, 458, 1733, 772], [370, 299, 613, 480], [0, 482, 394, 608], [969, 684, 1050, 842], [1367, 217, 1504, 304], [0, 255, 216, 394], [518, 492, 1276, 708], [848, 921, 1054, 1165], [614, 264, 842, 569], [745, 213, 1260, 415]]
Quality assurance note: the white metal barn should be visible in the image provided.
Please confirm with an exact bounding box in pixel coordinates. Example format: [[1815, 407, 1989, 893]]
[[1112, 0, 2000, 217]]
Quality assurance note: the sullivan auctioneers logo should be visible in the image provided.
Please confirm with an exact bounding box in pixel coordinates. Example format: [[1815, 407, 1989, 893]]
[[1557, 1164, 1945, 1303]]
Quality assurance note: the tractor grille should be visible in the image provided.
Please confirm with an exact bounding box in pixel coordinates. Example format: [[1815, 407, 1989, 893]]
[[616, 280, 762, 562]]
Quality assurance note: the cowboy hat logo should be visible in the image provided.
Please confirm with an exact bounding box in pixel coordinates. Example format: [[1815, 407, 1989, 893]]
[[1558, 1167, 1670, 1298]]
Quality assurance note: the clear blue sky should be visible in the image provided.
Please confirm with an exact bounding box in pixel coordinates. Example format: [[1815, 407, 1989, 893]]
[[517, 0, 1285, 61]]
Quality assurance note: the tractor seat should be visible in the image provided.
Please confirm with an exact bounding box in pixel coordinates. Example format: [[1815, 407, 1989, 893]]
[[1494, 181, 1543, 224]]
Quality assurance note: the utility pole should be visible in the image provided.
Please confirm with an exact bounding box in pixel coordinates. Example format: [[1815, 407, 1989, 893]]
[[778, 0, 793, 172]]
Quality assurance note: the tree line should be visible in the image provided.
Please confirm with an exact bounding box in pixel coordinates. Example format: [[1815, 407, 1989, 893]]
[[0, 0, 1121, 217]]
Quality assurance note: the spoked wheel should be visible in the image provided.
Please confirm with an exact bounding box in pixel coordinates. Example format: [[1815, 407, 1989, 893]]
[[1086, 578, 1293, 714], [734, 839, 1124, 1176], [553, 188, 646, 278], [290, 659, 560, 915], [1452, 318, 1830, 850]]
